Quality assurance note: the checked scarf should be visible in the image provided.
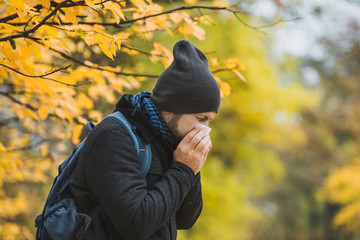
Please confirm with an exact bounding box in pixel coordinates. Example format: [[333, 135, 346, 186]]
[[130, 91, 174, 147]]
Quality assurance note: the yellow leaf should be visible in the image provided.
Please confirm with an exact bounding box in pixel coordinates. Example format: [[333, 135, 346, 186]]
[[65, 7, 78, 24], [98, 43, 114, 60], [106, 2, 125, 21], [20, 44, 33, 59], [211, 58, 219, 67], [0, 142, 6, 153], [115, 32, 131, 40], [93, 33, 112, 45], [40, 144, 50, 157], [93, 24, 106, 33], [9, 0, 25, 10], [110, 41, 116, 56], [184, 0, 198, 5], [191, 24, 205, 40], [78, 116, 88, 125], [55, 108, 66, 119], [169, 12, 184, 24], [160, 57, 169, 67], [77, 93, 94, 110], [14, 158, 24, 168], [155, 19, 173, 36], [24, 0, 38, 7], [11, 105, 26, 120], [84, 34, 95, 46], [212, 0, 230, 8], [72, 124, 83, 145], [41, 38, 50, 49], [114, 39, 121, 50], [0, 23, 23, 32], [25, 109, 39, 120], [85, 0, 96, 8], [39, 0, 50, 9], [232, 69, 247, 83], [215, 76, 231, 97], [225, 58, 246, 70], [38, 105, 49, 120], [178, 23, 194, 35]]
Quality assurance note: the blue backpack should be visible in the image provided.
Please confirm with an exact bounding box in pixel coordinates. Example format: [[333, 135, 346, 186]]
[[35, 111, 152, 240]]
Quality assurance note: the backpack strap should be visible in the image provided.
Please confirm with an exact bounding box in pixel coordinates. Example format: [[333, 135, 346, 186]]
[[104, 111, 152, 176], [86, 112, 152, 219]]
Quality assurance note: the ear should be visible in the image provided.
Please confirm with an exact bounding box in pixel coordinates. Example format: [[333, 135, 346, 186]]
[[160, 110, 172, 123]]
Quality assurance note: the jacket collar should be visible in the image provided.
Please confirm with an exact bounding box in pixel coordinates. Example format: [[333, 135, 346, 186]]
[[114, 94, 161, 143]]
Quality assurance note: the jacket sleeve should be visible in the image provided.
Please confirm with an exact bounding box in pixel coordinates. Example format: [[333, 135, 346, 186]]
[[175, 173, 203, 229], [85, 124, 197, 240]]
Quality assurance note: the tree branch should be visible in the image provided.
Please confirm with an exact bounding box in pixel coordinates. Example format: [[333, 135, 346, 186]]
[[122, 44, 165, 57], [0, 91, 82, 124], [0, 63, 82, 87], [48, 46, 160, 78], [0, 91, 37, 111], [0, 117, 20, 127], [5, 4, 304, 36], [0, 14, 19, 23], [0, 0, 71, 42], [8, 5, 230, 27], [231, 11, 305, 34]]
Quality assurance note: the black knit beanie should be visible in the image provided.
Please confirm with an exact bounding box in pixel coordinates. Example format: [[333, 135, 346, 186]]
[[150, 40, 221, 114]]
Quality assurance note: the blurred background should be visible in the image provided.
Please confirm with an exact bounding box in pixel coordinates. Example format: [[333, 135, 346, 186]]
[[0, 0, 360, 239]]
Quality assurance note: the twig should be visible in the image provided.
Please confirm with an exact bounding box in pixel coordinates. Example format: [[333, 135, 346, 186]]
[[48, 46, 160, 78], [8, 5, 229, 27], [0, 63, 79, 87], [0, 0, 71, 42], [231, 11, 305, 34], [212, 67, 236, 74], [5, 5, 305, 35], [122, 44, 165, 57]]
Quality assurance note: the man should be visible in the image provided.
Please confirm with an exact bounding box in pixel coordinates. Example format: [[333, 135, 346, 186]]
[[70, 39, 221, 239]]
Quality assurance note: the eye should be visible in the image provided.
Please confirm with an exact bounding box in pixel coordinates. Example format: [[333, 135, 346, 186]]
[[197, 117, 207, 122]]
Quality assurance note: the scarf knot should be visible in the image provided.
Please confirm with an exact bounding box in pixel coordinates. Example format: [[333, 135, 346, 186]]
[[130, 91, 173, 147]]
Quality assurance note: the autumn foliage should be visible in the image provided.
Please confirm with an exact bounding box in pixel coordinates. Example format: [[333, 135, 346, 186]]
[[2, 0, 359, 239], [0, 0, 249, 238]]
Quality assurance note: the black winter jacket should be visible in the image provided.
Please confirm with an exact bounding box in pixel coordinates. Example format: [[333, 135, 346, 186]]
[[70, 96, 203, 240]]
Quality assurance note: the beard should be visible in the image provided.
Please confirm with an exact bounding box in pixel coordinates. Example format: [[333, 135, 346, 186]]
[[166, 113, 184, 147]]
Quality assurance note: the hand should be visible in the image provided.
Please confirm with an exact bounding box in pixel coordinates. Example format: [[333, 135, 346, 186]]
[[173, 124, 212, 175]]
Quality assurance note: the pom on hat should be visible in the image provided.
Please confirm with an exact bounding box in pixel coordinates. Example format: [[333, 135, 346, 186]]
[[150, 40, 221, 114]]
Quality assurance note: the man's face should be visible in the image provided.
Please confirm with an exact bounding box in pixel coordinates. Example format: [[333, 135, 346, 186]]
[[162, 111, 216, 146]]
